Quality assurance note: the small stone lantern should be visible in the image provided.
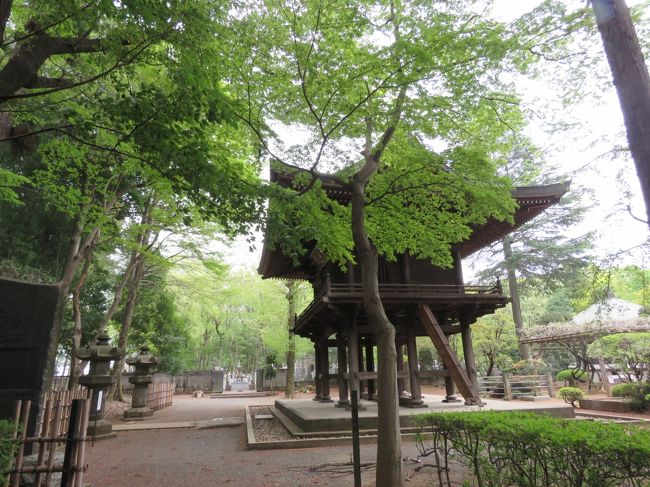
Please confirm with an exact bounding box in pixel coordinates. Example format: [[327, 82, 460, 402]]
[[77, 333, 123, 439], [123, 345, 158, 420]]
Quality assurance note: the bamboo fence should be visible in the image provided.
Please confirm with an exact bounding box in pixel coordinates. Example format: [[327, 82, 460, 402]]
[[147, 382, 174, 411]]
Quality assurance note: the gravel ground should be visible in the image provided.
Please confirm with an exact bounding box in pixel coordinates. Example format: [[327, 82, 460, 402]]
[[250, 405, 293, 441]]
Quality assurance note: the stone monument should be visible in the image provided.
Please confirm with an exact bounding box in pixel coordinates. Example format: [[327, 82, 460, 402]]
[[123, 345, 158, 420], [77, 333, 123, 439]]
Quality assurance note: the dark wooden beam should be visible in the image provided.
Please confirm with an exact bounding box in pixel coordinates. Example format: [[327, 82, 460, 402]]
[[418, 304, 483, 406]]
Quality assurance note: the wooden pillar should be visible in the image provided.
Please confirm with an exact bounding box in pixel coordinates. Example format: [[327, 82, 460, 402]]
[[365, 341, 375, 400], [347, 321, 360, 403], [313, 340, 322, 401], [443, 376, 460, 402], [406, 326, 423, 405], [358, 339, 367, 399], [453, 250, 464, 292], [460, 313, 479, 394], [319, 337, 332, 402], [336, 334, 349, 407], [396, 336, 406, 397]]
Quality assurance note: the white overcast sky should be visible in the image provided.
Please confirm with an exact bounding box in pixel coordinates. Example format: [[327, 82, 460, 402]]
[[219, 0, 650, 274]]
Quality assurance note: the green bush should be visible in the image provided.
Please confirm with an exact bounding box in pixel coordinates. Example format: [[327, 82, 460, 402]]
[[508, 359, 549, 376], [558, 387, 584, 407], [611, 382, 650, 411], [556, 369, 587, 384], [415, 411, 650, 487], [0, 419, 19, 484]]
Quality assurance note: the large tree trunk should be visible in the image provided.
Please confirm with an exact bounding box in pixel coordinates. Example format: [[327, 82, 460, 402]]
[[351, 163, 402, 487], [592, 0, 650, 227], [68, 237, 97, 389], [502, 236, 531, 360], [285, 281, 297, 399]]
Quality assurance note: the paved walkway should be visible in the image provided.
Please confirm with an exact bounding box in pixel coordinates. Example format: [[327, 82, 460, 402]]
[[87, 395, 441, 486]]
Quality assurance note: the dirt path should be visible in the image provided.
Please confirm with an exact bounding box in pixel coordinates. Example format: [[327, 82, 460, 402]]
[[86, 395, 439, 487]]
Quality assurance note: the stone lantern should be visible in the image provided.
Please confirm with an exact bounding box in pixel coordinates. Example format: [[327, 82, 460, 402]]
[[123, 345, 158, 420], [77, 333, 123, 439]]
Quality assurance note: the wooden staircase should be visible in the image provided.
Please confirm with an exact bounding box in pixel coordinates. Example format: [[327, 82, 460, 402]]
[[417, 304, 483, 406]]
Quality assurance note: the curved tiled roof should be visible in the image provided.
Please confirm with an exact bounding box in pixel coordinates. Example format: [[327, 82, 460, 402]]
[[258, 167, 569, 279]]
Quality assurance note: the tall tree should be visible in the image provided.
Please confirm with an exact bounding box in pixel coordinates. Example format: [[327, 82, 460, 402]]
[[591, 0, 650, 227], [224, 2, 575, 484], [477, 142, 593, 359]]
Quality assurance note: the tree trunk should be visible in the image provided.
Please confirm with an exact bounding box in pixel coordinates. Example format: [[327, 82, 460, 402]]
[[351, 163, 402, 487], [110, 204, 154, 401], [502, 236, 531, 360], [592, 0, 650, 227], [285, 281, 297, 399], [68, 237, 97, 389], [110, 252, 147, 401]]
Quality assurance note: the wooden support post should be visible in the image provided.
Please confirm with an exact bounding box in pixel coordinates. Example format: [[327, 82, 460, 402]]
[[443, 376, 459, 403], [336, 334, 349, 407], [313, 341, 322, 401], [503, 373, 512, 401], [396, 336, 406, 397], [358, 340, 367, 399], [406, 326, 423, 406], [347, 320, 360, 404], [546, 372, 555, 398], [365, 341, 375, 400], [319, 337, 332, 402], [417, 304, 483, 406]]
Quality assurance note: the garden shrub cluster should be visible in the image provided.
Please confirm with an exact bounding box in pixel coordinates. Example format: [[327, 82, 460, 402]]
[[611, 382, 650, 412], [415, 411, 650, 487], [558, 386, 584, 407], [0, 419, 18, 484], [556, 369, 587, 385]]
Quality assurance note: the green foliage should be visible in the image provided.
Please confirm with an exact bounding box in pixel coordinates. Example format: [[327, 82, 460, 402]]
[[415, 411, 650, 487], [588, 333, 650, 382], [556, 369, 587, 383], [507, 359, 550, 376], [558, 386, 584, 407], [0, 419, 19, 484], [418, 347, 438, 371], [263, 351, 280, 381], [472, 308, 518, 375], [611, 382, 650, 412]]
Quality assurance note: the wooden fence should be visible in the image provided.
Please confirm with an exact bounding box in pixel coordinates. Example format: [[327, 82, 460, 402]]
[[478, 373, 555, 400], [3, 395, 90, 487], [147, 382, 174, 411]]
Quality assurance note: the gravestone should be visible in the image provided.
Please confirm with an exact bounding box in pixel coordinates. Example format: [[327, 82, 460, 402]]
[[0, 277, 63, 435]]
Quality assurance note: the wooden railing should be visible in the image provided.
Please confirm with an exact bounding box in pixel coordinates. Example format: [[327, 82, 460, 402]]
[[478, 373, 555, 400], [328, 283, 501, 297], [296, 282, 503, 327]]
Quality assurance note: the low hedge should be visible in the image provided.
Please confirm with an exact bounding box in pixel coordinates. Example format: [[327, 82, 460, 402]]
[[414, 411, 650, 487]]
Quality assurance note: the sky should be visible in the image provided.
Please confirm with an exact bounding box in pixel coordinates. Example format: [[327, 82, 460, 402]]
[[218, 0, 650, 277]]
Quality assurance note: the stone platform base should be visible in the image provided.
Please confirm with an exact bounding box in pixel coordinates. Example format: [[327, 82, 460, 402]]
[[274, 395, 574, 434]]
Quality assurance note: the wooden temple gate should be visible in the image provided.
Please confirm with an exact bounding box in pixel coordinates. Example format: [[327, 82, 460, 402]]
[[259, 167, 568, 407]]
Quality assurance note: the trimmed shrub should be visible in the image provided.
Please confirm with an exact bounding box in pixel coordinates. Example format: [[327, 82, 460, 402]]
[[508, 359, 549, 376], [556, 369, 587, 385], [558, 387, 584, 407], [415, 411, 650, 487], [611, 382, 650, 411]]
